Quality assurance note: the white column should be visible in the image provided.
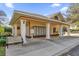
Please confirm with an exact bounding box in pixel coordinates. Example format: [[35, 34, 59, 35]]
[[67, 26, 70, 36], [20, 20, 27, 44], [46, 23, 50, 39], [14, 24, 17, 36], [30, 29, 34, 39], [59, 25, 63, 36], [12, 26, 14, 36]]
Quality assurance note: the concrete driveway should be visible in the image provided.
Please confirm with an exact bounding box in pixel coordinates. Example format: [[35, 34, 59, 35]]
[[6, 36, 79, 56]]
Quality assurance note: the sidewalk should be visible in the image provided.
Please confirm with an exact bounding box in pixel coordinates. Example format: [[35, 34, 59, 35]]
[[6, 36, 79, 56]]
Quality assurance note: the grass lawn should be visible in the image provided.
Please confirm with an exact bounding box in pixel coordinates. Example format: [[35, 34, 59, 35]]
[[0, 47, 5, 56]]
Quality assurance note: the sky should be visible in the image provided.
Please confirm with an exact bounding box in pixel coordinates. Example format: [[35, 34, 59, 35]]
[[0, 3, 71, 23]]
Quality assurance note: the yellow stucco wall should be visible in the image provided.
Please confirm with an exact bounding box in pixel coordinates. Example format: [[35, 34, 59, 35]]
[[12, 17, 68, 37], [50, 24, 60, 35], [30, 20, 61, 36]]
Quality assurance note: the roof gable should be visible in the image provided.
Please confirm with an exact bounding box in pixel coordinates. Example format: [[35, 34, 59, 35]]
[[48, 12, 65, 22]]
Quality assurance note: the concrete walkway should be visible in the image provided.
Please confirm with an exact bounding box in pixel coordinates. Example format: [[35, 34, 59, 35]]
[[6, 36, 79, 56]]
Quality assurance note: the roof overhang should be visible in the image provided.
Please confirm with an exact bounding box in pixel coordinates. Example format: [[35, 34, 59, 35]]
[[10, 10, 70, 26]]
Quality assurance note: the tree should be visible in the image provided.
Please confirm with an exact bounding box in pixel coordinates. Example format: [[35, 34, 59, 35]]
[[0, 11, 7, 24], [0, 11, 8, 37], [0, 25, 4, 36], [67, 4, 79, 14], [67, 4, 79, 23]]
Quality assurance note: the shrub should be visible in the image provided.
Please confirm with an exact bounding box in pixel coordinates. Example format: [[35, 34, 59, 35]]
[[0, 38, 6, 47]]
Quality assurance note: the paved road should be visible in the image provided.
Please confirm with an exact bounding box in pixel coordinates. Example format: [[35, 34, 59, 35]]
[[62, 45, 79, 56]]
